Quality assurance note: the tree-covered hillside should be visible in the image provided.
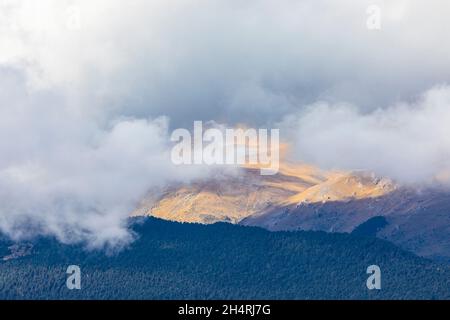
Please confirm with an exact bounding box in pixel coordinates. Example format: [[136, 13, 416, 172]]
[[0, 218, 448, 300]]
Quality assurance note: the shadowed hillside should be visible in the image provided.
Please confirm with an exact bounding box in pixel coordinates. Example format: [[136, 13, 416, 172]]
[[242, 188, 450, 262]]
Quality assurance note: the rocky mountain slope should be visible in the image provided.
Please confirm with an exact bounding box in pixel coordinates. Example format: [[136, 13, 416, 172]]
[[133, 163, 329, 223], [133, 163, 394, 222], [133, 163, 450, 262]]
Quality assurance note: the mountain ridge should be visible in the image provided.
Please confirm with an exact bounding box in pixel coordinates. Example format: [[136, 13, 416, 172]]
[[134, 163, 450, 262]]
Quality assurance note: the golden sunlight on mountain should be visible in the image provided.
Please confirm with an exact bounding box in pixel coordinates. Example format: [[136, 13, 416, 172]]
[[132, 160, 396, 224], [283, 171, 395, 206], [132, 163, 322, 223]]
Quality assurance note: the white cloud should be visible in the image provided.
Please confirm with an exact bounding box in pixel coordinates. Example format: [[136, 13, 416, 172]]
[[0, 67, 211, 248], [283, 85, 450, 185], [2, 1, 450, 125]]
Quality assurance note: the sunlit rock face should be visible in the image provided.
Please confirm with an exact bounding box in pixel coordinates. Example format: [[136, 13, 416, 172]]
[[133, 161, 395, 225], [134, 161, 450, 262]]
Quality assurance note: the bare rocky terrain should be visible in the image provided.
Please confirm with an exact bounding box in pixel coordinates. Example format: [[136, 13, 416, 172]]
[[133, 163, 450, 262]]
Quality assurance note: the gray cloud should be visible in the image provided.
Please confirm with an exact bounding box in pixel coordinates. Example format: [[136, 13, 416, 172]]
[[0, 67, 212, 248], [283, 85, 450, 185], [2, 1, 450, 127]]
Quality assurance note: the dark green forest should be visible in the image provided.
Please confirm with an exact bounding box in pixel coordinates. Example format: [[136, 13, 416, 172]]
[[0, 217, 449, 300]]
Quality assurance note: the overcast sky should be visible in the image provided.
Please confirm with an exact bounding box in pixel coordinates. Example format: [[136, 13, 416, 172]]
[[1, 0, 450, 247]]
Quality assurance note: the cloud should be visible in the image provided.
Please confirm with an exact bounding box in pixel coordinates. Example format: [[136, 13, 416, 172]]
[[0, 67, 212, 249], [2, 0, 450, 126], [282, 85, 450, 185]]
